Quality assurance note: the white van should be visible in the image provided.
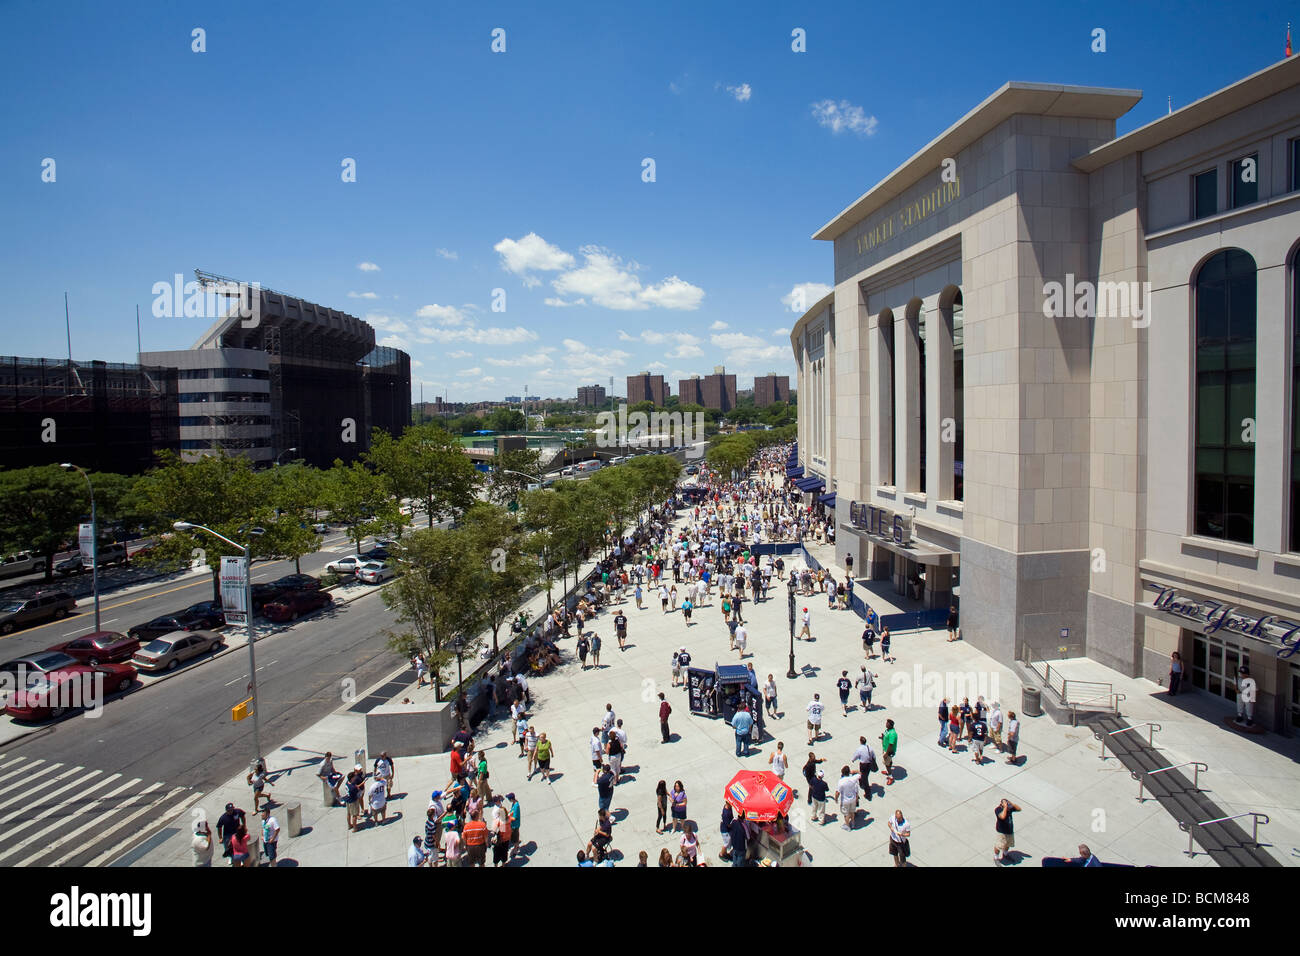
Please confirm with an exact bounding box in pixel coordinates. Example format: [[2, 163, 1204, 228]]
[[577, 460, 602, 473]]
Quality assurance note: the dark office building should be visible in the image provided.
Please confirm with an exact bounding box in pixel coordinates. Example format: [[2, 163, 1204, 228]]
[[753, 374, 791, 407], [626, 372, 666, 406], [577, 384, 607, 407], [0, 356, 180, 474], [681, 366, 737, 412]]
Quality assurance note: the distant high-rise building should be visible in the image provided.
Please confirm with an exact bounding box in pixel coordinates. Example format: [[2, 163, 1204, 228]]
[[626, 372, 666, 406], [678, 375, 704, 407], [753, 373, 791, 407], [577, 384, 607, 407]]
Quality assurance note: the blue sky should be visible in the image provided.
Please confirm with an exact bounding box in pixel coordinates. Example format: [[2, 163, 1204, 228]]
[[0, 0, 1293, 401]]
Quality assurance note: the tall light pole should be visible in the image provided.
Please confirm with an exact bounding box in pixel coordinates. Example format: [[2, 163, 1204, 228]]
[[274, 447, 298, 466], [786, 574, 798, 680], [60, 463, 100, 632], [175, 520, 264, 769]]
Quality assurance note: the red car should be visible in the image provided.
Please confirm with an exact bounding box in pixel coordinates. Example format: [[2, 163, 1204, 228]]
[[4, 661, 136, 721], [262, 589, 333, 623], [47, 631, 141, 665]]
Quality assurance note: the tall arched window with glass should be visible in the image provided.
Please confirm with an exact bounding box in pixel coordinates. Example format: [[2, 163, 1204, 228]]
[[1194, 249, 1257, 544]]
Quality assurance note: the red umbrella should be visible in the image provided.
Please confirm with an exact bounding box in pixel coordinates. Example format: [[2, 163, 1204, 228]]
[[724, 770, 794, 823]]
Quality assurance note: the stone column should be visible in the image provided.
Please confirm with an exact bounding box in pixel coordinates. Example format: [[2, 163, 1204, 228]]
[[895, 311, 921, 492]]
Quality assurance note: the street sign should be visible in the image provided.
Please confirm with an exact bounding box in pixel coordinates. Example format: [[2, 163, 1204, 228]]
[[78, 523, 94, 561], [220, 556, 249, 625]]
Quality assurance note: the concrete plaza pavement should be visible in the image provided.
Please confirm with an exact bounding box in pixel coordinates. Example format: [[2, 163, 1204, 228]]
[[129, 521, 1298, 866]]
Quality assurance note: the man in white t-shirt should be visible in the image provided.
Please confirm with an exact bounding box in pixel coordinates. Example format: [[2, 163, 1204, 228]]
[[798, 608, 811, 641], [191, 822, 214, 867], [260, 807, 280, 867], [734, 623, 748, 659], [835, 769, 861, 831], [1236, 668, 1258, 726], [806, 693, 825, 744]]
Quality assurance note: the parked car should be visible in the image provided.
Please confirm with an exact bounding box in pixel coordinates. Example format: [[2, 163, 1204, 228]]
[[181, 602, 226, 627], [0, 552, 41, 579], [131, 630, 224, 672], [127, 613, 216, 642], [250, 583, 286, 611], [561, 466, 576, 477], [0, 591, 77, 634], [360, 547, 390, 561], [53, 543, 129, 576], [0, 651, 82, 692], [355, 560, 394, 585], [271, 573, 321, 592], [46, 631, 141, 665], [325, 555, 365, 576], [311, 522, 330, 533], [4, 661, 136, 721], [685, 465, 699, 475], [262, 590, 333, 623]]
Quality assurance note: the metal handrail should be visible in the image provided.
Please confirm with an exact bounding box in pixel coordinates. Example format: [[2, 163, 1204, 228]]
[[1179, 811, 1269, 857], [1069, 691, 1124, 726], [1096, 721, 1160, 760], [1133, 761, 1208, 801]]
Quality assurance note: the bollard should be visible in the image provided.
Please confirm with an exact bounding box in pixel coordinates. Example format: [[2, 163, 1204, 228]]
[[321, 775, 337, 807], [354, 747, 367, 772], [286, 802, 302, 838]]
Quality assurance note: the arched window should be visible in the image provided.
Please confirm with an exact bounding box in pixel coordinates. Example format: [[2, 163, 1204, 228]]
[[1194, 249, 1257, 544]]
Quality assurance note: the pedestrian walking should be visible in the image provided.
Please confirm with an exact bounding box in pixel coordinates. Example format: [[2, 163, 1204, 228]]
[[259, 806, 280, 867], [606, 730, 625, 782], [806, 693, 824, 744], [769, 741, 788, 780], [1168, 651, 1183, 695], [862, 624, 876, 660], [880, 719, 898, 784], [851, 735, 877, 799], [938, 698, 950, 747], [590, 632, 602, 667], [247, 764, 274, 812], [577, 633, 590, 669], [1004, 711, 1020, 764], [989, 701, 1004, 752], [535, 732, 554, 781], [414, 653, 429, 687], [659, 692, 672, 743], [635, 582, 643, 609], [669, 780, 688, 832], [809, 770, 829, 823], [880, 626, 893, 663], [679, 821, 699, 866], [993, 799, 1021, 864], [342, 767, 364, 831], [191, 821, 213, 867], [836, 767, 861, 830], [836, 670, 852, 716], [888, 809, 911, 866], [462, 812, 489, 867], [763, 674, 779, 719], [374, 751, 395, 797], [682, 596, 693, 624], [367, 774, 388, 824], [655, 780, 669, 834], [229, 823, 251, 867], [475, 750, 492, 802], [971, 714, 988, 764], [856, 666, 875, 712], [734, 622, 747, 658], [671, 647, 684, 687], [596, 763, 615, 812], [802, 751, 824, 804], [507, 793, 522, 859], [524, 725, 539, 776], [798, 607, 811, 640], [731, 704, 754, 757], [614, 610, 628, 650], [590, 727, 604, 785], [660, 585, 670, 612]]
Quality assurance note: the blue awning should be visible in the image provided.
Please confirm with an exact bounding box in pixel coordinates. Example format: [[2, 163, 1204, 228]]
[[786, 469, 804, 480], [795, 476, 825, 492], [818, 492, 837, 507]]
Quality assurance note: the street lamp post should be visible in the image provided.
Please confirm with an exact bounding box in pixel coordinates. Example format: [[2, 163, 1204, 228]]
[[274, 447, 298, 466], [786, 574, 797, 680], [175, 520, 263, 770], [60, 464, 99, 632]]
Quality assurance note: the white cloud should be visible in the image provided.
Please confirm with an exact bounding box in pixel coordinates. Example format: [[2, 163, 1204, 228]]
[[772, 327, 790, 336], [666, 344, 703, 359], [436, 248, 458, 260], [457, 367, 482, 377], [494, 233, 575, 288], [646, 361, 667, 369], [552, 248, 644, 309], [712, 332, 768, 349], [446, 350, 473, 359], [365, 314, 409, 333], [561, 338, 631, 368], [781, 282, 834, 313], [378, 334, 409, 349], [639, 275, 705, 310], [419, 325, 538, 345], [485, 348, 556, 367], [416, 303, 469, 325], [710, 320, 729, 331], [348, 291, 379, 300], [544, 297, 586, 307], [810, 99, 879, 136], [357, 261, 381, 272], [726, 83, 752, 102]]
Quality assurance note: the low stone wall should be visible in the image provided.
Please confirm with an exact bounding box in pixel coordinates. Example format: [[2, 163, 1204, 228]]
[[365, 699, 459, 758]]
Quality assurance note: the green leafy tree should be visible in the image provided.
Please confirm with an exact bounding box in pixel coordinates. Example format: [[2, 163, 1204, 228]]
[[488, 447, 542, 507], [521, 488, 565, 611], [461, 503, 540, 653], [0, 465, 90, 579], [367, 423, 479, 528], [324, 459, 403, 553], [381, 526, 484, 700], [263, 464, 328, 573]]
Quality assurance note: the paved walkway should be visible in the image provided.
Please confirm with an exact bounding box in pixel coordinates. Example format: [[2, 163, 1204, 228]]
[[128, 502, 1299, 868]]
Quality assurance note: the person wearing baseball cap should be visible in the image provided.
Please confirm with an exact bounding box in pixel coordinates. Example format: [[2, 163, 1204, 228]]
[[809, 768, 830, 824]]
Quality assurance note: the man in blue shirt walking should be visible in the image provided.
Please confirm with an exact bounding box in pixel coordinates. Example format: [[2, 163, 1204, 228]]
[[731, 705, 755, 757]]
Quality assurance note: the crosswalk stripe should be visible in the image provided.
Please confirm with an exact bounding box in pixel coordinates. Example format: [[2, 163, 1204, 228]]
[[74, 786, 192, 868], [0, 763, 66, 808], [32, 781, 163, 868], [90, 789, 203, 867], [0, 767, 101, 826], [0, 757, 45, 789], [14, 776, 143, 866], [0, 772, 120, 859]]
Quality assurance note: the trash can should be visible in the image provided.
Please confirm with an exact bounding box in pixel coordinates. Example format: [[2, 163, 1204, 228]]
[[285, 802, 302, 838], [1022, 685, 1042, 718]]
